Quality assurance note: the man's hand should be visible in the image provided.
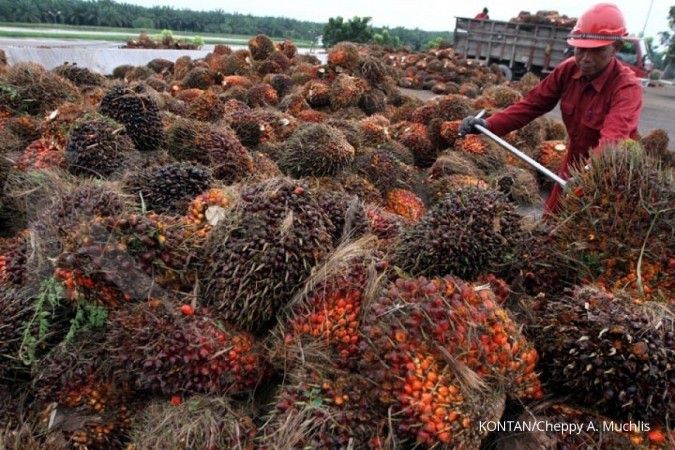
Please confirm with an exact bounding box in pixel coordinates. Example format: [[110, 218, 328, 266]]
[[459, 116, 488, 137]]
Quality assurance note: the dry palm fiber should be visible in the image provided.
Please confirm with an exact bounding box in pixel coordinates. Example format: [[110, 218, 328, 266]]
[[360, 275, 541, 447], [201, 177, 335, 334], [552, 146, 674, 303], [127, 396, 257, 450], [527, 286, 674, 425], [278, 123, 355, 177], [165, 117, 254, 183], [106, 300, 267, 396], [491, 166, 540, 205], [393, 187, 523, 279], [0, 62, 80, 115]]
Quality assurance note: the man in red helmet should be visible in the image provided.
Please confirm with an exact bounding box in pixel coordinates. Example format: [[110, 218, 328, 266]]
[[459, 3, 643, 214]]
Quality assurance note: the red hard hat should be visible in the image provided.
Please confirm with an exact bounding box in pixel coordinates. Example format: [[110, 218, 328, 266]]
[[567, 3, 628, 48]]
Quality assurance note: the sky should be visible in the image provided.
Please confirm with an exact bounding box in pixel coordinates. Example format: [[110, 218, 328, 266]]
[[122, 0, 672, 39]]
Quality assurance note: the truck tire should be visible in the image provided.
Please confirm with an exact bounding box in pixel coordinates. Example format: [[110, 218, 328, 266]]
[[499, 65, 513, 81]]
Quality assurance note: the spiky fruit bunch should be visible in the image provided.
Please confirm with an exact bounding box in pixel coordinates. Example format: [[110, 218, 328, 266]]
[[166, 118, 253, 183], [223, 51, 251, 76], [359, 88, 387, 115], [186, 90, 225, 122], [555, 147, 674, 302], [186, 188, 234, 238], [365, 206, 406, 241], [247, 83, 279, 107], [0, 62, 80, 114], [454, 135, 488, 155], [56, 212, 199, 304], [0, 232, 28, 287], [381, 140, 415, 166], [53, 63, 105, 87], [250, 150, 282, 180], [106, 302, 266, 395], [304, 80, 331, 107], [360, 276, 541, 447], [125, 162, 213, 214], [202, 178, 335, 333], [268, 73, 294, 97], [278, 92, 310, 116], [296, 109, 327, 123], [278, 123, 355, 177], [327, 42, 360, 72], [482, 85, 523, 108], [425, 175, 489, 204], [221, 75, 253, 90], [493, 166, 540, 205], [435, 95, 474, 122], [429, 151, 481, 179], [409, 103, 438, 125], [128, 396, 257, 450], [542, 117, 567, 140], [276, 38, 297, 59], [324, 118, 364, 149], [16, 138, 65, 171], [640, 128, 671, 164], [65, 115, 137, 178], [99, 84, 164, 152], [248, 34, 276, 60], [249, 107, 299, 142], [530, 286, 673, 425], [438, 120, 462, 147], [397, 122, 437, 167], [535, 139, 566, 172], [359, 114, 390, 146], [352, 147, 415, 195], [385, 188, 426, 223], [336, 172, 383, 204], [180, 67, 214, 89], [312, 187, 368, 243], [173, 87, 203, 103], [330, 74, 366, 110], [260, 364, 387, 449], [393, 187, 523, 279]]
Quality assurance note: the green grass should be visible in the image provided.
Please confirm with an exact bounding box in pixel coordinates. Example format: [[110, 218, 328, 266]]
[[0, 22, 314, 47]]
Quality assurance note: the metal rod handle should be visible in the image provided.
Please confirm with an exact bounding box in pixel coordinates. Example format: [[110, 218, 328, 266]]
[[474, 110, 567, 188]]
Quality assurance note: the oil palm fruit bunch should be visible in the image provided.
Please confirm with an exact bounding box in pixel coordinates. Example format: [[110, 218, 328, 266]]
[[335, 172, 383, 205], [358, 114, 391, 147], [352, 147, 416, 195], [329, 74, 367, 110], [187, 90, 224, 122], [482, 85, 523, 109], [640, 128, 670, 165], [529, 286, 673, 426], [365, 205, 406, 242], [435, 94, 474, 121], [125, 162, 213, 214], [429, 151, 482, 179], [492, 166, 540, 205], [202, 178, 335, 333], [16, 137, 65, 171], [554, 146, 674, 303], [303, 80, 331, 107], [311, 186, 368, 243], [327, 42, 360, 73], [180, 67, 214, 89], [248, 34, 276, 61], [127, 396, 257, 450], [185, 188, 235, 238], [393, 187, 523, 279], [99, 83, 164, 152], [166, 118, 254, 184], [396, 122, 436, 168], [278, 123, 355, 177], [65, 115, 138, 178], [384, 188, 426, 223], [247, 82, 279, 107], [53, 63, 106, 87], [423, 175, 489, 205], [106, 301, 266, 395], [359, 88, 387, 115], [0, 232, 28, 287], [325, 118, 364, 149]]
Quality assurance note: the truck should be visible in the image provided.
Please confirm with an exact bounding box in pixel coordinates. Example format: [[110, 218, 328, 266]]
[[452, 17, 652, 81]]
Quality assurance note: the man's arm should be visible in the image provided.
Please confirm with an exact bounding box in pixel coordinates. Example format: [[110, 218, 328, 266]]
[[591, 83, 643, 156], [486, 63, 567, 137]]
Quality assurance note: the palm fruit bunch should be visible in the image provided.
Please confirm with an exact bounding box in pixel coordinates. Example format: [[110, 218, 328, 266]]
[[147, 57, 174, 74], [454, 135, 488, 155], [55, 212, 198, 304], [310, 186, 369, 243], [32, 333, 136, 450], [278, 123, 355, 177], [273, 238, 384, 370], [490, 403, 672, 450], [329, 74, 366, 110], [0, 62, 80, 114], [358, 114, 391, 146], [540, 116, 567, 140], [435, 95, 474, 122], [359, 88, 387, 115], [505, 118, 544, 155], [276, 38, 297, 59], [535, 139, 566, 181], [202, 178, 335, 333], [384, 188, 426, 223], [221, 74, 253, 90], [295, 108, 327, 123], [335, 172, 383, 205], [303, 79, 331, 108], [16, 137, 65, 171], [380, 140, 416, 166], [333, 106, 366, 120], [640, 128, 671, 165], [248, 34, 276, 61], [173, 87, 203, 103], [53, 63, 106, 87], [248, 107, 298, 142], [223, 50, 252, 76], [365, 206, 406, 242], [127, 396, 257, 450], [98, 84, 164, 152], [106, 301, 266, 395], [360, 275, 542, 447], [393, 187, 523, 279], [325, 118, 364, 149], [529, 286, 673, 425], [438, 120, 462, 147], [409, 103, 438, 125], [482, 85, 523, 108], [247, 82, 279, 107], [250, 150, 283, 181], [268, 73, 294, 97], [424, 175, 489, 205], [429, 151, 481, 179], [492, 166, 540, 205], [0, 231, 28, 287], [180, 67, 214, 89], [166, 118, 253, 183], [459, 81, 480, 98], [554, 147, 674, 302], [457, 136, 506, 175], [0, 114, 41, 154], [225, 105, 274, 147], [352, 147, 415, 195], [186, 90, 225, 122], [125, 162, 213, 214], [397, 122, 436, 167], [64, 115, 137, 178], [185, 188, 234, 238], [328, 42, 361, 73]]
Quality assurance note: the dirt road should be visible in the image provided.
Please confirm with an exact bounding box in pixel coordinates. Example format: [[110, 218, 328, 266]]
[[401, 85, 675, 138]]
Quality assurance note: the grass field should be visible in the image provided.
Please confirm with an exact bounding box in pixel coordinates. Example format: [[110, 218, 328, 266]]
[[0, 22, 315, 47]]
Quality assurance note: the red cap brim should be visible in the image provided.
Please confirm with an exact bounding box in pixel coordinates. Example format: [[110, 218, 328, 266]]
[[567, 38, 615, 48]]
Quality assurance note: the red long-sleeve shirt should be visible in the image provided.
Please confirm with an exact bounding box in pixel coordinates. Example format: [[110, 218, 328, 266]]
[[486, 57, 643, 212]]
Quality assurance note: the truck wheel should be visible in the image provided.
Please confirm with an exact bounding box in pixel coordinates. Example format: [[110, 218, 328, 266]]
[[499, 65, 513, 81]]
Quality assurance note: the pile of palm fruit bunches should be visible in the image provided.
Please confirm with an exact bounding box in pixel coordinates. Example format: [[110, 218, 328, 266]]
[[0, 34, 672, 449]]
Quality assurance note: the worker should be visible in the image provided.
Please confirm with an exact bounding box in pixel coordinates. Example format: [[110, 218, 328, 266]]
[[459, 3, 643, 213], [475, 7, 490, 20]]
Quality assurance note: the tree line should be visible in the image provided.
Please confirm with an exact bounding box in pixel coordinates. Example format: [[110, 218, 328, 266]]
[[0, 0, 452, 49]]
